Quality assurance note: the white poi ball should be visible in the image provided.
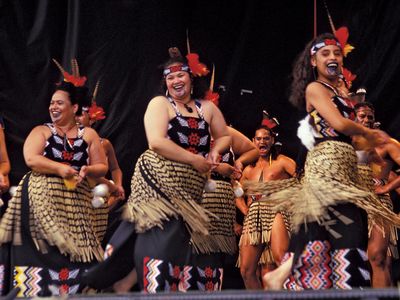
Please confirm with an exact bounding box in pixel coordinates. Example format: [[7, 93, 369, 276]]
[[233, 186, 244, 198], [9, 186, 18, 197], [93, 184, 109, 197], [204, 179, 217, 192], [92, 196, 105, 208]]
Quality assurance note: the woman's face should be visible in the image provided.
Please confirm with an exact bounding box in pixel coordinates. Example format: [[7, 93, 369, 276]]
[[311, 45, 343, 80], [75, 111, 91, 127], [165, 64, 192, 100], [49, 90, 77, 124]]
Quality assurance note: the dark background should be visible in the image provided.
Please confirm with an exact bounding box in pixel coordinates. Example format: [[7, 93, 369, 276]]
[[1, 0, 399, 190]]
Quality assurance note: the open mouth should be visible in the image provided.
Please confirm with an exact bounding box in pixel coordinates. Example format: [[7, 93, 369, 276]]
[[327, 62, 339, 75], [51, 111, 61, 119], [172, 83, 184, 93], [259, 145, 268, 151]]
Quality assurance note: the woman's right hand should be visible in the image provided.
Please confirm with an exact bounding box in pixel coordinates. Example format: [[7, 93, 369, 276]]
[[58, 164, 78, 179], [190, 154, 212, 174]]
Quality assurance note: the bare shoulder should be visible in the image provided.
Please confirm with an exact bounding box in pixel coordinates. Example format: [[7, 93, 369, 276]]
[[101, 138, 115, 153], [83, 126, 100, 142], [388, 137, 400, 147], [277, 154, 295, 164], [199, 99, 218, 113], [148, 96, 169, 108], [29, 125, 51, 137], [101, 137, 111, 147]]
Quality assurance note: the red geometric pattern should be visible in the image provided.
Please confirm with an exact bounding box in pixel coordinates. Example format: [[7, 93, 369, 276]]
[[292, 240, 332, 289]]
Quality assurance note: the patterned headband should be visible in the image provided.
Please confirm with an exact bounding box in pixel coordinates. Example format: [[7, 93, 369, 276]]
[[163, 64, 190, 77], [310, 39, 342, 56]]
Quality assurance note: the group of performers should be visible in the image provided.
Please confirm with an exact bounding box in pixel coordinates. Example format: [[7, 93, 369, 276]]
[[0, 29, 400, 297]]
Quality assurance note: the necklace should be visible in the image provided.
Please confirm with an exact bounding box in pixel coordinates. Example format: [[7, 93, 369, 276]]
[[184, 103, 193, 113], [54, 123, 77, 151], [174, 99, 193, 113]]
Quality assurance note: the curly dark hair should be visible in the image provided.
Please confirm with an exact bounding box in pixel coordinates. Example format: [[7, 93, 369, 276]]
[[354, 102, 375, 113], [289, 33, 339, 110], [159, 56, 208, 100], [55, 81, 91, 115]]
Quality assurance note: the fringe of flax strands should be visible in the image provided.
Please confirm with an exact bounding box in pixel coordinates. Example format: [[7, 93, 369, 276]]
[[0, 172, 105, 262], [244, 141, 400, 236], [358, 164, 398, 257], [123, 150, 215, 253], [191, 180, 237, 255], [237, 201, 291, 266]]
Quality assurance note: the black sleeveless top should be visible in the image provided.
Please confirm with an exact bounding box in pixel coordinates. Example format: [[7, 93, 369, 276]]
[[43, 123, 89, 171], [309, 81, 356, 145], [166, 97, 211, 158]]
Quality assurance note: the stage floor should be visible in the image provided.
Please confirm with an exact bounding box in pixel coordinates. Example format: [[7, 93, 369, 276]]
[[51, 288, 400, 300]]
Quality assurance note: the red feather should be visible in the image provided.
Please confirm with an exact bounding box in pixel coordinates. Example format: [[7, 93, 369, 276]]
[[186, 53, 209, 77], [342, 67, 357, 88], [88, 102, 106, 121], [63, 71, 87, 87], [262, 118, 277, 129], [334, 27, 349, 49], [204, 90, 220, 106]]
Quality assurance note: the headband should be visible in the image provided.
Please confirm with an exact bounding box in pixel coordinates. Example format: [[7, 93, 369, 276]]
[[310, 39, 342, 56], [163, 64, 190, 77]]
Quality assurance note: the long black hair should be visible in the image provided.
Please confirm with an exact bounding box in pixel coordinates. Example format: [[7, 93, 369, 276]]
[[289, 33, 339, 110]]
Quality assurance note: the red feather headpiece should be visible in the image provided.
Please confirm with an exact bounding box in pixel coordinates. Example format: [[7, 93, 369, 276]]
[[261, 110, 279, 130], [341, 67, 357, 89], [87, 80, 106, 121], [203, 64, 219, 105], [185, 31, 209, 77], [52, 58, 87, 87]]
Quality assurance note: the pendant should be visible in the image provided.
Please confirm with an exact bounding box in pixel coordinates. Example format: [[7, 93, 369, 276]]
[[184, 103, 193, 113]]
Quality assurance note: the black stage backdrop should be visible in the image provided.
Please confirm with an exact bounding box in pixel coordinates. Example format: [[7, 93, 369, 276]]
[[1, 0, 399, 191]]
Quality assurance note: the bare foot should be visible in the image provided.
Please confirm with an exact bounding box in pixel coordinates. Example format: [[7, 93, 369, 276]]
[[262, 255, 293, 290]]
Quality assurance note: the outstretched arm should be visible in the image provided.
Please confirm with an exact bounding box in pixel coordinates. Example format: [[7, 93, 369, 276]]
[[229, 127, 259, 178], [306, 82, 388, 148]]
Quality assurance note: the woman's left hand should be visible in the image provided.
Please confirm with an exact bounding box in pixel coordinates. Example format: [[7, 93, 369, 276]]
[[207, 149, 221, 170], [78, 165, 89, 184]]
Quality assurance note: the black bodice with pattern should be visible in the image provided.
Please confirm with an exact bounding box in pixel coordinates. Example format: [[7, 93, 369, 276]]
[[166, 97, 211, 158], [43, 123, 89, 171], [211, 147, 235, 182], [309, 80, 356, 145]]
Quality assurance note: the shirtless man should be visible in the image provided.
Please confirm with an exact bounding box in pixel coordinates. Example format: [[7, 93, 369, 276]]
[[237, 125, 296, 289], [354, 101, 400, 287]]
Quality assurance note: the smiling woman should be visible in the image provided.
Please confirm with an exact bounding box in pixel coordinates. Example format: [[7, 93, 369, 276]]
[[246, 32, 400, 290], [0, 60, 108, 297], [115, 47, 232, 292]]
